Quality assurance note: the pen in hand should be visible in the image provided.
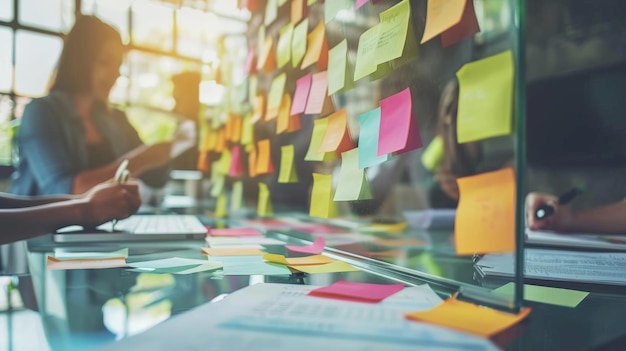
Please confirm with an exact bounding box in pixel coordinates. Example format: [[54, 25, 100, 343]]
[[535, 184, 585, 220], [111, 160, 129, 231]]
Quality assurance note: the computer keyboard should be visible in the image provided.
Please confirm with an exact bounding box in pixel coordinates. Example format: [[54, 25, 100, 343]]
[[112, 215, 208, 235]]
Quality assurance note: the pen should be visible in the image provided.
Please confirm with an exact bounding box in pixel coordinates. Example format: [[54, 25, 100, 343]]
[[535, 184, 585, 220], [111, 160, 129, 231]]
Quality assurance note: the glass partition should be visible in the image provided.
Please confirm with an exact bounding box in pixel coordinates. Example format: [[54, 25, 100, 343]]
[[202, 0, 527, 311]]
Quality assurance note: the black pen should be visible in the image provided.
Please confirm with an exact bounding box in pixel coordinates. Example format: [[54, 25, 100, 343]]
[[535, 185, 585, 220]]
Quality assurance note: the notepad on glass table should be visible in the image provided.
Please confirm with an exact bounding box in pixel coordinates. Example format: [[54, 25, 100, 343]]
[[525, 229, 626, 251], [53, 215, 207, 243]]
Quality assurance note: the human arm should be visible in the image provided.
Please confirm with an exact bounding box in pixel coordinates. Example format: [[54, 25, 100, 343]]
[[0, 182, 141, 245], [0, 193, 76, 209], [526, 192, 626, 233]]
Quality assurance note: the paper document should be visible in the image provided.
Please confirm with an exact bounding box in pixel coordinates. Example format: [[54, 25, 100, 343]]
[[98, 283, 498, 351], [476, 249, 626, 285], [525, 229, 626, 251]]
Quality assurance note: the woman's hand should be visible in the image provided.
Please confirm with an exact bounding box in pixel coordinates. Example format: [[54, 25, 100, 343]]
[[525, 192, 574, 231], [80, 181, 141, 226], [435, 168, 460, 201]]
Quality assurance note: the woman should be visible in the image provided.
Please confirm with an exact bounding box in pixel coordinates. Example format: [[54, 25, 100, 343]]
[[10, 16, 195, 196]]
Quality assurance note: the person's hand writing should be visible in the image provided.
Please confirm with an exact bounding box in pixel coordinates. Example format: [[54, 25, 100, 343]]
[[525, 192, 574, 231], [80, 182, 141, 226]]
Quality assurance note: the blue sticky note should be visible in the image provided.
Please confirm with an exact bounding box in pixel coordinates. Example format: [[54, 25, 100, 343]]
[[358, 107, 390, 169]]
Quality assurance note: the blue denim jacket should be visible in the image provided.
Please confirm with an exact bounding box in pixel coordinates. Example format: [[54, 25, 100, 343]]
[[10, 91, 168, 195]]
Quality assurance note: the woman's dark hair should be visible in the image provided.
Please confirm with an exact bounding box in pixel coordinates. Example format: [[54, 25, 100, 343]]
[[50, 16, 122, 93]]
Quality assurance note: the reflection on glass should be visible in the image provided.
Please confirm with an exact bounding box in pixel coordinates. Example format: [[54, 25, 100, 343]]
[[176, 7, 218, 59], [81, 0, 131, 44], [15, 30, 63, 97], [18, 0, 75, 33], [0, 0, 13, 21], [125, 106, 177, 145], [132, 0, 173, 51], [0, 28, 12, 93]]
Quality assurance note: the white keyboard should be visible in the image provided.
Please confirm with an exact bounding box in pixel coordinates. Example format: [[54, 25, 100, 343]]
[[104, 215, 208, 235]]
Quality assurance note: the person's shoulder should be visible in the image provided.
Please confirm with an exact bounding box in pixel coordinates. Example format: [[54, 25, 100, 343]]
[[23, 91, 71, 121]]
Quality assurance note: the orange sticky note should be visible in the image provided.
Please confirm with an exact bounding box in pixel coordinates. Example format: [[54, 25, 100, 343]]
[[229, 146, 244, 177], [251, 94, 266, 123], [277, 94, 292, 134], [455, 168, 516, 255], [291, 0, 307, 24], [214, 128, 226, 153], [257, 36, 276, 73], [263, 253, 333, 266], [310, 173, 339, 218], [231, 114, 242, 143], [202, 247, 265, 256], [248, 147, 258, 177], [305, 119, 336, 161], [304, 71, 333, 115], [301, 21, 328, 70], [258, 182, 273, 217], [291, 73, 312, 116], [421, 0, 466, 44], [278, 144, 299, 183], [406, 297, 531, 337], [440, 0, 480, 47], [317, 109, 354, 155], [197, 150, 210, 173], [255, 139, 275, 176], [287, 113, 302, 133], [47, 256, 127, 270], [378, 87, 423, 156]]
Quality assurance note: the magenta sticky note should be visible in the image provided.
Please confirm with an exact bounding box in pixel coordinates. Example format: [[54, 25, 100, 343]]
[[377, 87, 423, 156], [209, 227, 263, 237], [290, 73, 313, 116], [356, 0, 368, 9], [286, 237, 326, 254], [229, 146, 244, 177], [304, 71, 329, 115], [308, 280, 404, 303]]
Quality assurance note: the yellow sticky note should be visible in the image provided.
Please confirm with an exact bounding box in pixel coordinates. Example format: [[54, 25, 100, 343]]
[[456, 50, 514, 143], [421, 135, 444, 171], [276, 94, 292, 134], [328, 39, 354, 95], [421, 0, 466, 44], [215, 192, 228, 218], [406, 298, 531, 337], [202, 247, 265, 257], [317, 109, 354, 155], [251, 94, 266, 123], [241, 113, 254, 146], [217, 148, 231, 175], [264, 0, 278, 26], [354, 25, 381, 81], [277, 23, 294, 69], [455, 168, 516, 255], [305, 118, 337, 161], [230, 181, 243, 212], [334, 148, 373, 201], [376, 0, 415, 65], [293, 261, 359, 274], [325, 0, 351, 23], [266, 73, 287, 121], [310, 173, 339, 218], [279, 144, 299, 183], [258, 182, 273, 217], [255, 139, 274, 176], [301, 21, 328, 70], [292, 19, 309, 68], [210, 167, 225, 197], [263, 253, 333, 266], [308, 0, 317, 5], [291, 0, 306, 24]]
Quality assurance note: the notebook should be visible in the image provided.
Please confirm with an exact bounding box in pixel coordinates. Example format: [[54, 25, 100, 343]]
[[53, 215, 208, 243]]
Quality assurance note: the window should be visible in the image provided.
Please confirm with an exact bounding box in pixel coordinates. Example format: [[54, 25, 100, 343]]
[[18, 0, 75, 33], [81, 0, 131, 44], [0, 28, 12, 93], [0, 0, 13, 22], [132, 0, 174, 51], [15, 30, 63, 97]]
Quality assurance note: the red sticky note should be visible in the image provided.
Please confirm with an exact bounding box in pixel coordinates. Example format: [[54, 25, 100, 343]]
[[291, 73, 312, 116], [309, 281, 404, 303], [377, 88, 423, 156], [209, 227, 263, 237], [356, 0, 368, 9], [305, 71, 332, 115], [286, 237, 326, 254], [441, 0, 480, 47], [228, 146, 244, 177]]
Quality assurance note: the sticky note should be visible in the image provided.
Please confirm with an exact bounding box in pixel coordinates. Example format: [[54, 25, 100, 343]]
[[197, 150, 209, 173], [376, 0, 415, 65], [47, 256, 127, 270], [291, 0, 307, 24], [406, 298, 531, 337], [266, 73, 286, 120], [229, 146, 244, 177], [264, 0, 278, 26], [307, 0, 317, 4], [328, 39, 354, 95], [258, 182, 273, 217], [441, 0, 480, 47], [305, 71, 333, 115], [217, 148, 231, 175], [291, 73, 312, 116], [378, 88, 423, 156], [210, 167, 225, 197], [214, 128, 226, 152], [251, 94, 266, 123], [286, 237, 325, 254], [493, 283, 589, 308], [309, 281, 404, 303], [255, 139, 274, 175], [209, 227, 262, 237], [301, 21, 328, 70], [276, 94, 292, 134], [278, 144, 299, 183], [310, 173, 339, 218], [293, 261, 359, 274], [356, 0, 368, 9], [357, 107, 390, 168], [202, 247, 265, 257], [277, 23, 294, 69], [244, 47, 256, 74], [305, 118, 336, 161], [248, 147, 257, 177], [334, 148, 373, 201], [420, 135, 444, 171], [263, 253, 333, 266], [241, 113, 254, 146], [215, 192, 228, 218], [292, 19, 309, 68], [354, 25, 381, 81], [257, 36, 276, 73], [421, 0, 466, 44], [287, 113, 302, 133], [325, 0, 351, 23], [229, 114, 243, 142], [455, 168, 516, 255], [456, 50, 514, 143], [318, 109, 354, 155], [231, 181, 243, 211], [248, 75, 258, 105]]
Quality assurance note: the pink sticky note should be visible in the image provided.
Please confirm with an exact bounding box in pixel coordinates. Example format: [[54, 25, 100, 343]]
[[304, 71, 329, 115], [286, 237, 326, 254], [441, 0, 480, 47], [309, 280, 404, 303], [291, 73, 312, 116], [209, 227, 263, 237], [377, 88, 423, 156], [229, 146, 244, 177], [356, 0, 368, 9]]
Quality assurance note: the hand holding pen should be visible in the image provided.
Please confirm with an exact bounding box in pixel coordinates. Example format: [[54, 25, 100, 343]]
[[111, 160, 130, 231], [526, 185, 585, 231]]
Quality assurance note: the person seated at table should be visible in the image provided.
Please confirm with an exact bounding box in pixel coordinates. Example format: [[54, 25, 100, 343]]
[[526, 192, 626, 234], [9, 15, 195, 197], [0, 181, 141, 245]]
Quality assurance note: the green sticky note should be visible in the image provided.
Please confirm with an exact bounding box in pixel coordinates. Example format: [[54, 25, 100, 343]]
[[264, 0, 278, 26], [278, 0, 288, 6], [230, 181, 243, 212], [258, 182, 273, 217], [217, 148, 232, 175], [354, 25, 381, 81], [325, 0, 352, 23], [456, 50, 514, 143], [308, 0, 318, 5], [328, 39, 354, 95], [334, 148, 373, 201], [210, 166, 225, 197], [278, 144, 299, 183], [277, 23, 294, 69], [358, 108, 390, 169], [421, 135, 444, 171], [493, 283, 589, 308], [267, 73, 287, 120], [310, 173, 339, 218], [292, 19, 309, 68], [305, 118, 336, 161], [375, 0, 411, 64], [241, 113, 254, 146], [215, 192, 228, 218]]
